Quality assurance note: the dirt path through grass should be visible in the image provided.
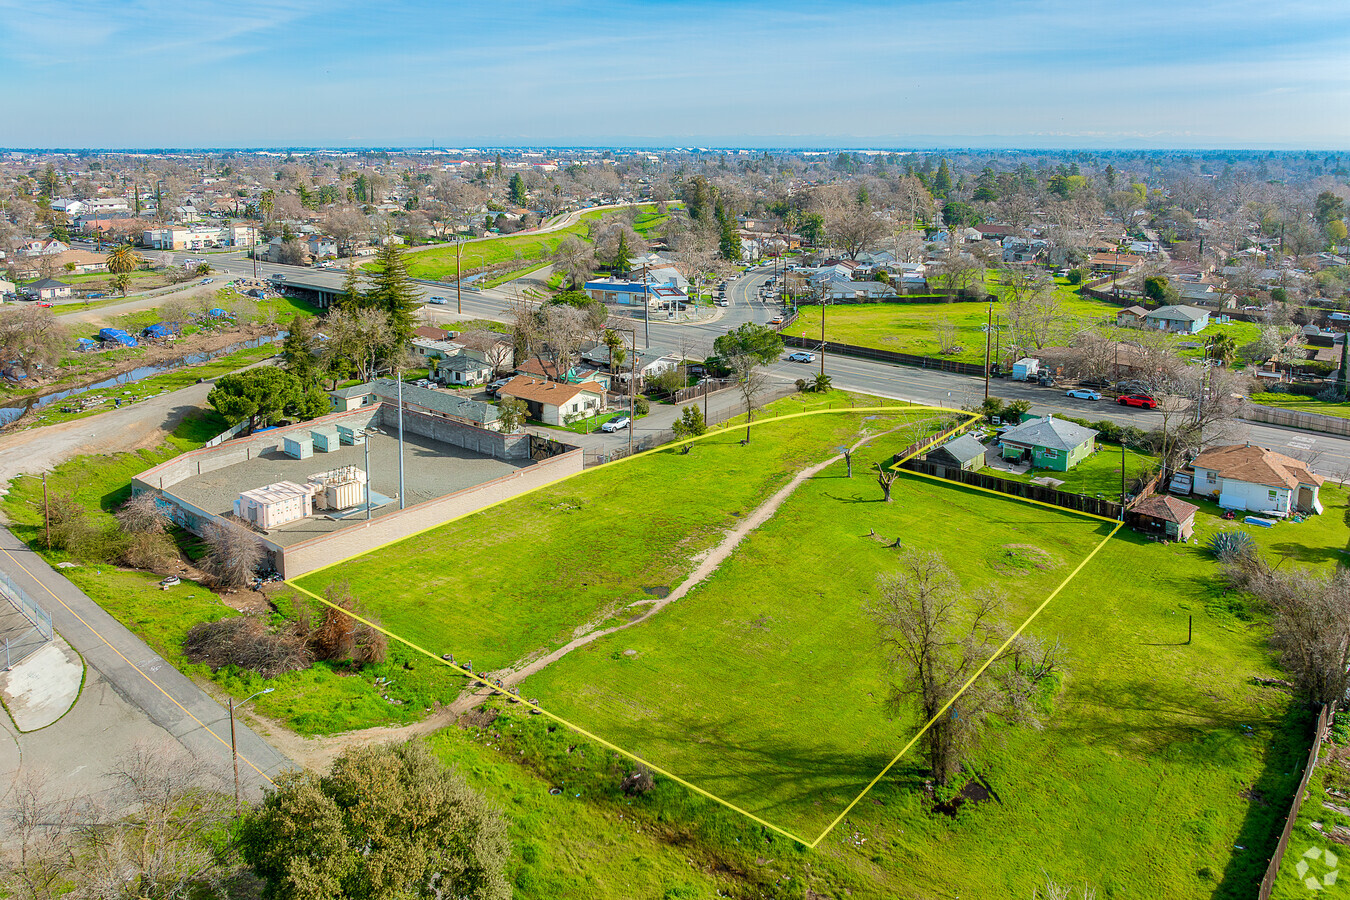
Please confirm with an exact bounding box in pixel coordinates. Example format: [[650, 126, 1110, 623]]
[[447, 420, 935, 712]]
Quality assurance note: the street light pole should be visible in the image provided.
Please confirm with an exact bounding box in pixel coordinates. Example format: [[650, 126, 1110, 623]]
[[363, 430, 372, 520], [229, 687, 273, 817]]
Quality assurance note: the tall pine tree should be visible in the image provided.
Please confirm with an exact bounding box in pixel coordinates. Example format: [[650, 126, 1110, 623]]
[[367, 243, 419, 344], [613, 230, 631, 275], [717, 204, 742, 262]]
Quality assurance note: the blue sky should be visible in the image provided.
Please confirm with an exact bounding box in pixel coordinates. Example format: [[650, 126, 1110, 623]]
[[1, 0, 1347, 148]]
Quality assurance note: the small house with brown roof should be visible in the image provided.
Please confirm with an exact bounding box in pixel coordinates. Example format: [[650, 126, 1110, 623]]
[[497, 375, 606, 426], [1129, 494, 1199, 541], [1191, 443, 1323, 517]]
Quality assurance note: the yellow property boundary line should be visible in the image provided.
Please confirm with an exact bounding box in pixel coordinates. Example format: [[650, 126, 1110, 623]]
[[284, 403, 1120, 847]]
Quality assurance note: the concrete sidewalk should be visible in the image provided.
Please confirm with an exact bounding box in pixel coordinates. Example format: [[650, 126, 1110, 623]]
[[0, 527, 293, 794]]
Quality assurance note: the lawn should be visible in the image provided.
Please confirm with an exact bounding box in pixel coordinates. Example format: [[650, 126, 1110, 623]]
[[984, 442, 1160, 499], [293, 397, 945, 674], [510, 454, 1340, 895], [790, 275, 1263, 369], [1250, 392, 1350, 420], [396, 204, 665, 282], [790, 276, 1121, 364]]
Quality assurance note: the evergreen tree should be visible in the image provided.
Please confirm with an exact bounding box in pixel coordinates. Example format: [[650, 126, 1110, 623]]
[[933, 159, 952, 197], [716, 204, 742, 262], [337, 261, 364, 310], [613, 229, 631, 275], [367, 243, 420, 343], [509, 173, 527, 206]]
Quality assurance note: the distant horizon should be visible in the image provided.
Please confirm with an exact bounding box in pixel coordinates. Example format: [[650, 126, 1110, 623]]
[[3, 0, 1345, 150], [3, 139, 1348, 154]]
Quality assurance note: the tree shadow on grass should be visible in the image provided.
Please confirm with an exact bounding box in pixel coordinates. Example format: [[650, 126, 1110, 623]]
[[615, 705, 914, 836], [1211, 702, 1316, 899]]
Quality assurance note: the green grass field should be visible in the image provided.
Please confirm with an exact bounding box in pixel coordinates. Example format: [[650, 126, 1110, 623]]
[[1251, 392, 1350, 420], [790, 276, 1263, 367], [509, 454, 1339, 895], [396, 204, 666, 282], [985, 443, 1159, 498], [294, 397, 944, 673]]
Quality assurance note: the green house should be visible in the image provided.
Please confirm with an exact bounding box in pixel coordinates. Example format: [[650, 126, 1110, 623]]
[[998, 415, 1097, 472]]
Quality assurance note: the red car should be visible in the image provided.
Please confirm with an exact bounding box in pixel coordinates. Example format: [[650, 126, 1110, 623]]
[[1117, 393, 1157, 409]]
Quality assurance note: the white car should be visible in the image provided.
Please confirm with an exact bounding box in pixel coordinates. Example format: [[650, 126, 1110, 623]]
[[428, 296, 448, 305], [1065, 389, 1101, 401], [600, 415, 631, 433], [787, 351, 816, 363]]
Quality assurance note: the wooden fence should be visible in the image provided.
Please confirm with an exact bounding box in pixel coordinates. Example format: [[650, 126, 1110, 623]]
[[1241, 401, 1350, 437], [1259, 703, 1335, 899], [899, 457, 1124, 520]]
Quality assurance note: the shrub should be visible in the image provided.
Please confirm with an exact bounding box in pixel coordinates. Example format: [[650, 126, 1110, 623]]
[[182, 617, 311, 678], [1067, 268, 1084, 285], [634, 397, 650, 416], [1208, 530, 1256, 563], [119, 531, 179, 571], [621, 764, 655, 796]]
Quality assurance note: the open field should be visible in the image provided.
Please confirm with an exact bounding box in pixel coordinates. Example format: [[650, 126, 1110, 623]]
[[294, 397, 944, 673], [396, 204, 666, 282], [791, 276, 1263, 367], [984, 442, 1159, 498], [507, 463, 1344, 894], [521, 450, 1113, 839]]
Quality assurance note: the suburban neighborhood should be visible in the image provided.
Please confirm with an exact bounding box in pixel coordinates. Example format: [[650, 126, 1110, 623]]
[[1, 3, 1349, 899]]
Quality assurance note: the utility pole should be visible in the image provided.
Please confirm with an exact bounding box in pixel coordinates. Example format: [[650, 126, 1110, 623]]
[[643, 277, 650, 349], [42, 473, 50, 550], [250, 223, 258, 280], [1119, 439, 1126, 521], [454, 238, 464, 315], [363, 431, 372, 520], [396, 374, 406, 509], [819, 297, 827, 378], [984, 305, 992, 400], [627, 331, 636, 458]]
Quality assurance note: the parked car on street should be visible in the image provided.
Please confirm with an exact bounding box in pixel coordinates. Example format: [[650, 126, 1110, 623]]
[[787, 351, 816, 363], [429, 296, 448, 305], [1117, 393, 1158, 409], [1065, 389, 1101, 401], [600, 415, 631, 433], [486, 378, 512, 397]]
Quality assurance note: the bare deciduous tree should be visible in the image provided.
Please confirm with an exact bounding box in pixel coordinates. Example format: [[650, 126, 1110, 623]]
[[728, 351, 769, 444], [866, 549, 1062, 784], [201, 521, 265, 588], [116, 491, 169, 534], [0, 306, 69, 374]]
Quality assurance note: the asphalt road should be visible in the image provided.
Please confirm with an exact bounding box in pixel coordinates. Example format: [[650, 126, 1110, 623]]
[[184, 254, 1350, 477], [0, 527, 293, 795]]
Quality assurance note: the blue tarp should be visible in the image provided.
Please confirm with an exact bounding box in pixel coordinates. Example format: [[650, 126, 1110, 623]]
[[207, 308, 232, 318], [76, 338, 98, 351], [143, 323, 174, 338], [98, 328, 137, 347]]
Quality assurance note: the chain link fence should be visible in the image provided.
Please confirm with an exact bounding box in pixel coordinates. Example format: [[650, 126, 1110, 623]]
[[0, 567, 54, 670]]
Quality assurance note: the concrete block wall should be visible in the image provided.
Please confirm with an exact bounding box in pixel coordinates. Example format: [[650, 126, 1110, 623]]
[[378, 406, 533, 460], [278, 448, 583, 578], [134, 407, 382, 491]]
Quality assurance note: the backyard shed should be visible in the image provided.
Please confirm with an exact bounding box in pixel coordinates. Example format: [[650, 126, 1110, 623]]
[[283, 433, 313, 460], [1129, 494, 1199, 541], [310, 425, 341, 452], [925, 433, 987, 473]]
